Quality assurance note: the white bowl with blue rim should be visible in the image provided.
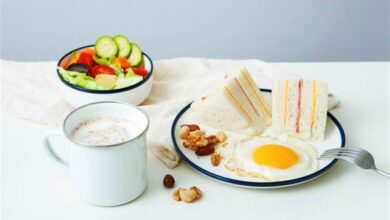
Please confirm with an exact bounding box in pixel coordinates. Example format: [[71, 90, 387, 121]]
[[57, 45, 153, 107]]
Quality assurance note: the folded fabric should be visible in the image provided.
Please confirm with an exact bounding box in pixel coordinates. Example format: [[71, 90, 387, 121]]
[[1, 58, 339, 169]]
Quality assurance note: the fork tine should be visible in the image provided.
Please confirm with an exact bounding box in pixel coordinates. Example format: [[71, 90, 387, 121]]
[[318, 155, 357, 164], [320, 151, 361, 158], [323, 150, 364, 158], [324, 148, 363, 154]]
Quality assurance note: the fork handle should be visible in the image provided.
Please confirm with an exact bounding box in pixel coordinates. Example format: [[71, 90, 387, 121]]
[[375, 169, 390, 178]]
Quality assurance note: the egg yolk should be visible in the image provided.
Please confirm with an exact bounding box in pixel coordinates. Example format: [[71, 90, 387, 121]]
[[252, 144, 299, 169]]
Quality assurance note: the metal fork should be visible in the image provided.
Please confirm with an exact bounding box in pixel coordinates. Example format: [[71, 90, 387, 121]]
[[319, 147, 390, 178]]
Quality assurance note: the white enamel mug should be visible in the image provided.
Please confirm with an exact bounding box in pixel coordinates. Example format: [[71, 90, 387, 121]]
[[43, 102, 149, 206]]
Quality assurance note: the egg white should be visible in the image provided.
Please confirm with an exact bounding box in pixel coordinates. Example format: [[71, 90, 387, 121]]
[[217, 134, 319, 181]]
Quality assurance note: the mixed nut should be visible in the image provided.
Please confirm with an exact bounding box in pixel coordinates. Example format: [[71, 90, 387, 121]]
[[162, 173, 202, 203], [172, 186, 202, 203], [210, 153, 222, 166], [179, 124, 227, 161], [163, 174, 175, 188], [166, 124, 227, 203]]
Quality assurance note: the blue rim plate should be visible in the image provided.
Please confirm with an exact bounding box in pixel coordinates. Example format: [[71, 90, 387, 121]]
[[171, 89, 346, 188]]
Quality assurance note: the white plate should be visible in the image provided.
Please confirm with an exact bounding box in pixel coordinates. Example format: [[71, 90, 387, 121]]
[[171, 89, 345, 188]]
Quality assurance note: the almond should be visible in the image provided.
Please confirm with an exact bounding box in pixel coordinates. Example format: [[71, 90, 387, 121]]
[[195, 145, 215, 156]]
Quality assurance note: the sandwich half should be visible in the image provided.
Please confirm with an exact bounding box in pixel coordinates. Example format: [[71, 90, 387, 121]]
[[272, 79, 328, 141], [189, 68, 271, 136]]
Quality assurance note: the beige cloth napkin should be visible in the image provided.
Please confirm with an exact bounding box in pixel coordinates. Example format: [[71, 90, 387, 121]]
[[1, 58, 339, 169]]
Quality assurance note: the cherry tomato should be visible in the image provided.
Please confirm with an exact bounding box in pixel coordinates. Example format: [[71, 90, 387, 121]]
[[132, 67, 148, 77], [81, 48, 95, 56], [89, 65, 115, 78], [77, 52, 95, 68], [138, 59, 145, 68]]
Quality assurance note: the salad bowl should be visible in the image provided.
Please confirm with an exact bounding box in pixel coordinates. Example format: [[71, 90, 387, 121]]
[[57, 45, 153, 107]]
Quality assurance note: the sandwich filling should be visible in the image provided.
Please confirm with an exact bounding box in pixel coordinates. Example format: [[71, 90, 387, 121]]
[[224, 86, 253, 123], [296, 79, 303, 133], [283, 80, 289, 124], [310, 81, 317, 129], [234, 78, 259, 116], [241, 70, 271, 117]]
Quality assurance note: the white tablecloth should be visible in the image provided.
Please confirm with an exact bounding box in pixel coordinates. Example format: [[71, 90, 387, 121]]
[[1, 58, 295, 168], [1, 61, 388, 220]]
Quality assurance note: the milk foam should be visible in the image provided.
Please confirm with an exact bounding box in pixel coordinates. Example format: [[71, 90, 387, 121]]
[[70, 117, 140, 146]]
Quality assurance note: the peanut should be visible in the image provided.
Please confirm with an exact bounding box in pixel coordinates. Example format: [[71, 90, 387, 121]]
[[210, 153, 221, 166]]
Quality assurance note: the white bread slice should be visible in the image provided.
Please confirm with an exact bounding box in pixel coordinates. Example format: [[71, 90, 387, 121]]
[[272, 80, 284, 134], [189, 68, 271, 136], [297, 80, 312, 139], [272, 79, 299, 135], [190, 86, 254, 134], [311, 81, 328, 141], [284, 80, 299, 135]]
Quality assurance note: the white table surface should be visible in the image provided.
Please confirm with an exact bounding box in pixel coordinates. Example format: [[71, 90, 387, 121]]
[[2, 62, 389, 220]]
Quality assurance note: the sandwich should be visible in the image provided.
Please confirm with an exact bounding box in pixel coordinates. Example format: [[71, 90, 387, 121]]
[[272, 79, 328, 141], [189, 68, 271, 136]]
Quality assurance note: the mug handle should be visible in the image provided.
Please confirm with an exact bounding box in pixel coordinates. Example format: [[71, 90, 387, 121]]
[[43, 130, 69, 167]]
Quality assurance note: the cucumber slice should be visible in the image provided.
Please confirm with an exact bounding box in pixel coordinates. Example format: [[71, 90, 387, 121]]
[[128, 43, 143, 66], [114, 35, 132, 58], [135, 56, 145, 67], [95, 36, 118, 59], [93, 56, 111, 65]]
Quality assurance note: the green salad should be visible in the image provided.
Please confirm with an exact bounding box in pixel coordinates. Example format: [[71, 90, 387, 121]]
[[58, 35, 149, 90]]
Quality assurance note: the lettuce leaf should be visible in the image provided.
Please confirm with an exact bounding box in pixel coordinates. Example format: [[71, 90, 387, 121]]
[[57, 67, 106, 90]]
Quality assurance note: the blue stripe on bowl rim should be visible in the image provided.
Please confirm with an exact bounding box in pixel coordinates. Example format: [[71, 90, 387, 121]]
[[56, 44, 154, 94], [171, 89, 346, 188]]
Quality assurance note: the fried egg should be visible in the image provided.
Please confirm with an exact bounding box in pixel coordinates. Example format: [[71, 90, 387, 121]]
[[217, 135, 319, 181]]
